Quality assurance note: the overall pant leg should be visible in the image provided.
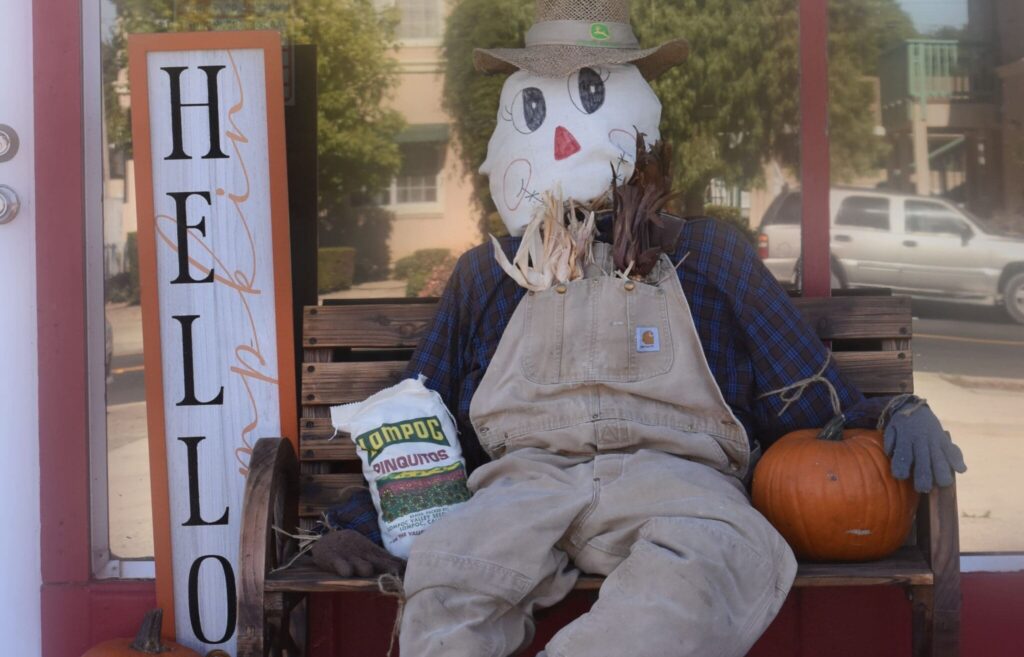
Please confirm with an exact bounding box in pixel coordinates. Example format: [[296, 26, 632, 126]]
[[399, 449, 593, 657], [543, 450, 797, 657]]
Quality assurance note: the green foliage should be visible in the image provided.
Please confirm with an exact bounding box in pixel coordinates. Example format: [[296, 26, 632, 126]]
[[394, 249, 455, 297], [442, 0, 535, 234], [106, 0, 404, 270], [443, 0, 917, 220], [106, 232, 141, 305], [702, 205, 757, 244], [318, 246, 357, 294], [319, 198, 395, 283]]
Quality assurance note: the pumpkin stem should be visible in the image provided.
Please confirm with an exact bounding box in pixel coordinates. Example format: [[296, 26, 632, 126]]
[[130, 609, 168, 654], [817, 414, 847, 442]]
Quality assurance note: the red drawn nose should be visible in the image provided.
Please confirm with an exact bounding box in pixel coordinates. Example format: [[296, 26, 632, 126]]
[[554, 126, 581, 161]]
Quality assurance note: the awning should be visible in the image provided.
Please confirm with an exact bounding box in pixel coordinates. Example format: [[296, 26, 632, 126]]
[[395, 123, 450, 144]]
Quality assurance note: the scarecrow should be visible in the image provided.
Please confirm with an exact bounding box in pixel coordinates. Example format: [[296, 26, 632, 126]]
[[319, 1, 966, 655]]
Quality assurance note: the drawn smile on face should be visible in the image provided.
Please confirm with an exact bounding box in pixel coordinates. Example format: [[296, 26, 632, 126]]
[[480, 64, 663, 236]]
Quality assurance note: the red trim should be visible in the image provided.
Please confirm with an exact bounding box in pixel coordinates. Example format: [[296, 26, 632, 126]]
[[34, 0, 90, 586], [799, 0, 832, 298], [34, 1, 155, 655]]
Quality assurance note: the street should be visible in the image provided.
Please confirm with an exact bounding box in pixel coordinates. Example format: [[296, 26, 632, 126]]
[[912, 300, 1024, 379]]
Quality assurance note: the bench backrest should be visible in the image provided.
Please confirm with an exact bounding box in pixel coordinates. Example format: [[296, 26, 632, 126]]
[[297, 295, 913, 524]]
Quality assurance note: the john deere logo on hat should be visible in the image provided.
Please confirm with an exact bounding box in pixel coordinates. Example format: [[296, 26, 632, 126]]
[[590, 23, 611, 41]]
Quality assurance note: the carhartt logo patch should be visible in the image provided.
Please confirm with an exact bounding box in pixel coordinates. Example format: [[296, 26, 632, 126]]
[[636, 327, 660, 352]]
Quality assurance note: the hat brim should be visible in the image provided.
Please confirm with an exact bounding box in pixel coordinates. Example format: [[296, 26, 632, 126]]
[[474, 38, 688, 80]]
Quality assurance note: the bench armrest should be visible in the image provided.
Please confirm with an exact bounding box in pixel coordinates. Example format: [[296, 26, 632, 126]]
[[238, 437, 300, 649]]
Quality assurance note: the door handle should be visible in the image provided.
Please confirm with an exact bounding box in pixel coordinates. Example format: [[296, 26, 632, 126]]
[[833, 234, 852, 243], [0, 185, 19, 225], [903, 240, 918, 247]]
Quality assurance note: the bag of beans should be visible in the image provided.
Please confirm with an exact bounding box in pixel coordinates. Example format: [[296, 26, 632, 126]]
[[330, 376, 472, 558]]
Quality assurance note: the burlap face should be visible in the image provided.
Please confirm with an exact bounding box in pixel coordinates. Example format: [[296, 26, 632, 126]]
[[480, 64, 661, 236]]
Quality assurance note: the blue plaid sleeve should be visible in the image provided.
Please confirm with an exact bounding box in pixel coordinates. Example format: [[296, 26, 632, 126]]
[[404, 250, 472, 422], [676, 219, 873, 446]]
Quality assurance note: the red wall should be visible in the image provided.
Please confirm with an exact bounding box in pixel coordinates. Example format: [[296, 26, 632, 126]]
[[307, 571, 1024, 657]]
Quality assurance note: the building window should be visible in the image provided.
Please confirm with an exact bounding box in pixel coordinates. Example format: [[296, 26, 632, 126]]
[[382, 141, 445, 208], [396, 0, 443, 41]]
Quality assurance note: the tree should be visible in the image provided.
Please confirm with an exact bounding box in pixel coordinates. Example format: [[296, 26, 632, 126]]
[[105, 0, 405, 281], [443, 0, 917, 219], [441, 0, 535, 233]]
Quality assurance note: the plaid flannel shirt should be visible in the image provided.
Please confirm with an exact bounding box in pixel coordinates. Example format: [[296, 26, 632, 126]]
[[405, 217, 889, 472]]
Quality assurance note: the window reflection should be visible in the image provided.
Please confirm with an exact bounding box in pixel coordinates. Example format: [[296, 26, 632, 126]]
[[793, 0, 1024, 553]]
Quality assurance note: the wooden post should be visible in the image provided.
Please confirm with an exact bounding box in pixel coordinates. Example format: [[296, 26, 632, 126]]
[[799, 0, 832, 298]]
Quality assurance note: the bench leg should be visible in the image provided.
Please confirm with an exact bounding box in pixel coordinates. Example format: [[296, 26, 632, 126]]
[[911, 585, 934, 657], [267, 592, 305, 656], [237, 591, 304, 657], [912, 584, 960, 657]]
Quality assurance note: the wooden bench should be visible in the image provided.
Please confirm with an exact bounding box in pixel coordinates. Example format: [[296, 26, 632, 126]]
[[237, 294, 961, 657]]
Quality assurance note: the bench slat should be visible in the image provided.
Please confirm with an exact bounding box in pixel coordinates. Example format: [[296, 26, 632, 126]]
[[302, 362, 407, 406], [265, 546, 933, 592], [302, 296, 912, 349], [299, 353, 913, 462], [299, 474, 366, 517], [301, 351, 910, 413], [792, 296, 912, 341], [304, 303, 437, 349], [300, 418, 357, 461], [832, 351, 913, 395]]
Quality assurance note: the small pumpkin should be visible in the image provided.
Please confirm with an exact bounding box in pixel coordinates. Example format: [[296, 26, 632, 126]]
[[752, 416, 918, 562], [82, 609, 201, 657]]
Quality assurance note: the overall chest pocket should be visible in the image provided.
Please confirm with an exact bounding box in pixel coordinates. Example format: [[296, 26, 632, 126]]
[[521, 277, 674, 385]]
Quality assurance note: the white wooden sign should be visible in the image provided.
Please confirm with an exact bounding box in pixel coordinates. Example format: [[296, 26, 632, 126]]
[[129, 32, 296, 656]]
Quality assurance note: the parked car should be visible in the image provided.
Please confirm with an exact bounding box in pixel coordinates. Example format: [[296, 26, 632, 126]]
[[757, 187, 1024, 323]]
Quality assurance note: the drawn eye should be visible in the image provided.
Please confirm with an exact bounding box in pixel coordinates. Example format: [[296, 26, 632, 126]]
[[569, 67, 608, 115], [508, 87, 547, 134]]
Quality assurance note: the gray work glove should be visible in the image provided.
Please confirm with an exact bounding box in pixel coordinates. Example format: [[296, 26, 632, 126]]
[[311, 529, 406, 578], [882, 396, 967, 493]]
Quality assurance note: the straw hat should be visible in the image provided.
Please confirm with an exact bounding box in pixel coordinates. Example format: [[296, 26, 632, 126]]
[[474, 0, 689, 80]]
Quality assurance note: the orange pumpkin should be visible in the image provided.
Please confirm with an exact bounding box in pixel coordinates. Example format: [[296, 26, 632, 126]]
[[82, 609, 202, 657], [752, 416, 918, 562]]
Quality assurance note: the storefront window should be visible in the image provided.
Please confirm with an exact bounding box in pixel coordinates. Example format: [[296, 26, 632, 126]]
[[818, 0, 1024, 552], [93, 0, 811, 567]]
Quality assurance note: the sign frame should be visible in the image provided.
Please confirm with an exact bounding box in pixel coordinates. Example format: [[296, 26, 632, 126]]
[[128, 30, 298, 646]]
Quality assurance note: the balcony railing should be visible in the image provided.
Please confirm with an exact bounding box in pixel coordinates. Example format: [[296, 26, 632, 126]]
[[881, 39, 996, 125]]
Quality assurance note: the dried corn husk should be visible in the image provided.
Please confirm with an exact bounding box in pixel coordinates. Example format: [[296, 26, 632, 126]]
[[492, 192, 597, 292], [612, 132, 678, 279]]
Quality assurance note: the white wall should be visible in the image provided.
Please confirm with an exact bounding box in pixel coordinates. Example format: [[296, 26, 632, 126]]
[[0, 0, 41, 655]]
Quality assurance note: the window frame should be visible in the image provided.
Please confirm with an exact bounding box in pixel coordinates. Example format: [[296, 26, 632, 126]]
[[378, 0, 445, 47], [84, 0, 156, 580], [383, 140, 447, 215], [77, 0, 1024, 585]]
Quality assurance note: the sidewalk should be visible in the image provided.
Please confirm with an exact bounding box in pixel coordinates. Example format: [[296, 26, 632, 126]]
[[108, 302, 143, 357], [320, 279, 407, 302], [915, 372, 1024, 553]]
